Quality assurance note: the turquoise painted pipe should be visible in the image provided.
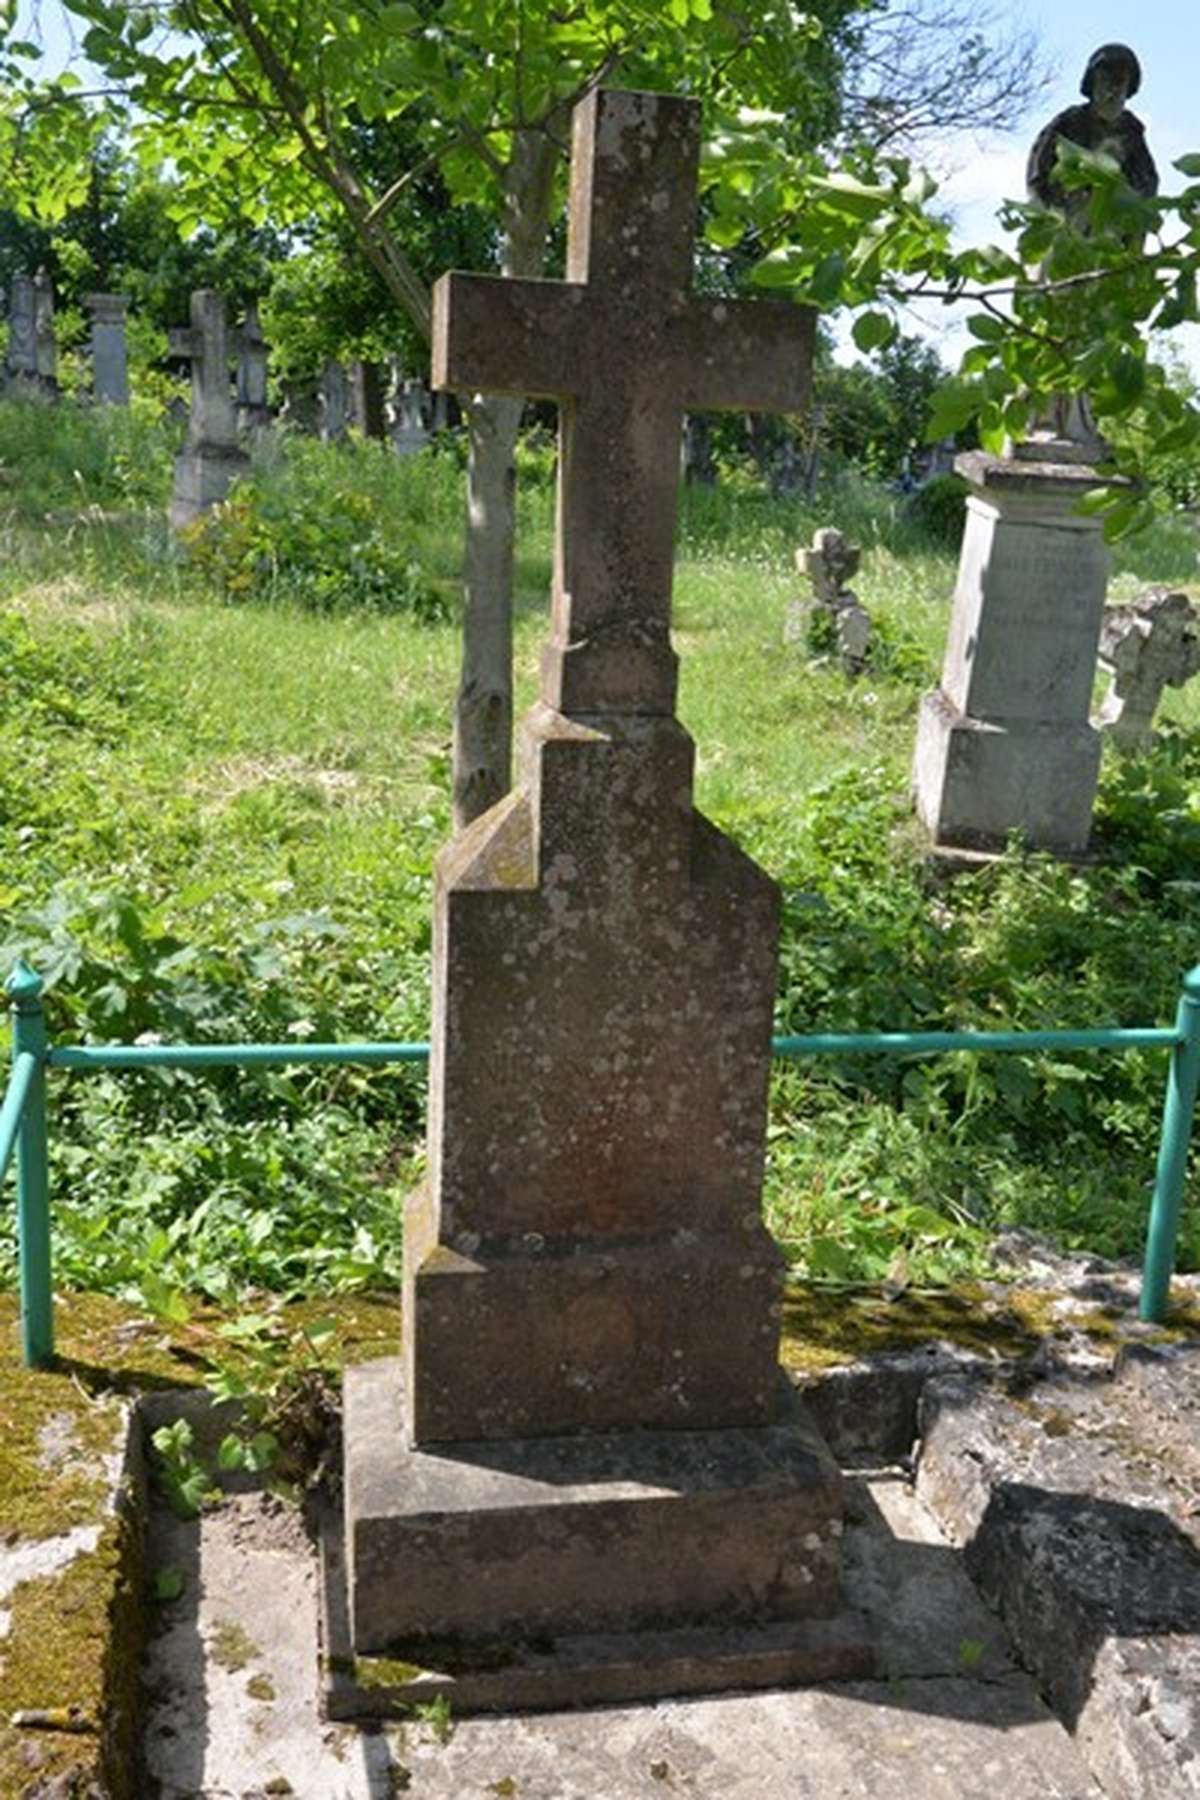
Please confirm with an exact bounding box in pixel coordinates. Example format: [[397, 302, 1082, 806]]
[[0, 1051, 38, 1186], [48, 1041, 431, 1070], [1140, 966, 1200, 1323], [6, 961, 53, 1367]]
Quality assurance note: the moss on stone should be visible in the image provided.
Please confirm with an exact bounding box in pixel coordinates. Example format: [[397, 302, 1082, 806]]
[[778, 1277, 1200, 1375], [246, 1672, 277, 1702], [0, 1509, 143, 1800], [210, 1619, 259, 1673]]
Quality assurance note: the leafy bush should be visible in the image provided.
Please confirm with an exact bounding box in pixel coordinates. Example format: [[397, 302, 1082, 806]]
[[0, 395, 175, 516], [905, 472, 968, 547], [180, 438, 451, 619]]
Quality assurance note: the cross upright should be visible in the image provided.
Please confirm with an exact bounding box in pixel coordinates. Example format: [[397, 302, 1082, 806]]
[[433, 87, 813, 718], [168, 289, 236, 447]]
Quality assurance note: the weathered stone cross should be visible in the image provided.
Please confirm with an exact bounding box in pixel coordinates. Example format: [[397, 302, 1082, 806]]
[[340, 90, 870, 1704], [168, 289, 237, 448], [433, 86, 813, 716]]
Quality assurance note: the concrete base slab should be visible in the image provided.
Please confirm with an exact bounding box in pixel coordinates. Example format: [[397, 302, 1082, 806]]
[[141, 1450, 1102, 1798], [323, 1489, 875, 1717], [343, 1359, 855, 1671]]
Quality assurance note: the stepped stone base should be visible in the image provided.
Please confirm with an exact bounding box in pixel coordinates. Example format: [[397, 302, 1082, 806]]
[[169, 440, 250, 529], [914, 688, 1102, 855], [333, 1358, 871, 1709]]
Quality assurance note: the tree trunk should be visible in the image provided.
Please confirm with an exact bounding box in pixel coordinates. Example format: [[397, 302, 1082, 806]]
[[451, 127, 560, 832], [453, 391, 523, 826]]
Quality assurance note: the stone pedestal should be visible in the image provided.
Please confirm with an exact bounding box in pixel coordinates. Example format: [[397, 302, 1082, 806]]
[[914, 449, 1113, 856], [85, 294, 130, 406]]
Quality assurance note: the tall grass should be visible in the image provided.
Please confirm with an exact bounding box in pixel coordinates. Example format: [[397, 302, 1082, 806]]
[[3, 398, 1200, 1302]]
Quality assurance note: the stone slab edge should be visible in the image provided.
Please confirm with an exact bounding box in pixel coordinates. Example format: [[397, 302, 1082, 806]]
[[915, 1362, 1200, 1800], [318, 1493, 875, 1719]]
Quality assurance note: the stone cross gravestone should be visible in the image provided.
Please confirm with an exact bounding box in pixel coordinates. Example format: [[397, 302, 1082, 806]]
[[787, 525, 872, 673], [84, 294, 130, 405], [337, 86, 871, 1713], [234, 302, 271, 434], [1096, 587, 1200, 749], [168, 291, 250, 529]]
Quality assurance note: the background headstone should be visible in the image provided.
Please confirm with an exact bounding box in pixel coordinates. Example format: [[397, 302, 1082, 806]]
[[786, 526, 872, 674], [1095, 587, 1200, 750], [349, 359, 387, 440], [84, 294, 130, 406], [278, 373, 319, 434], [4, 273, 37, 391], [319, 360, 349, 442], [913, 449, 1115, 855], [234, 302, 271, 434], [33, 269, 57, 393], [339, 86, 869, 1709], [168, 289, 249, 529], [390, 376, 430, 456]]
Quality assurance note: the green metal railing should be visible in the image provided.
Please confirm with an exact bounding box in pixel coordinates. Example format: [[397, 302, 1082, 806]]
[[5, 956, 1199, 1367]]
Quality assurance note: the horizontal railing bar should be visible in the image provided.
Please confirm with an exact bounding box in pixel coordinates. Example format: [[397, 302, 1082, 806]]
[[43, 1025, 1180, 1076], [772, 1026, 1179, 1057], [0, 1052, 39, 1185], [48, 1042, 431, 1071]]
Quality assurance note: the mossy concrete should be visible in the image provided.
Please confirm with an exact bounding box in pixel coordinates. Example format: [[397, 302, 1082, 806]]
[[0, 1289, 400, 1800]]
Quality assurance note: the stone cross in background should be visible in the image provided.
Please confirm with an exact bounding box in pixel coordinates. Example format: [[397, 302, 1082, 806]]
[[1096, 587, 1200, 750], [84, 294, 130, 405], [233, 302, 270, 434], [788, 525, 872, 674], [338, 87, 870, 1711], [168, 290, 249, 529], [319, 360, 349, 442]]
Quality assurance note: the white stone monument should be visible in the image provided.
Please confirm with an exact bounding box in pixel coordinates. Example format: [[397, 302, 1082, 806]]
[[913, 448, 1116, 855], [168, 290, 250, 530]]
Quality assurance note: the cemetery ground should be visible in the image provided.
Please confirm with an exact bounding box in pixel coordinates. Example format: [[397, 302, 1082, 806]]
[[3, 397, 1200, 1794]]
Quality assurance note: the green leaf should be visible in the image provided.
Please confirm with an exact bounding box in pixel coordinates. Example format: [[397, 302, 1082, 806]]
[[966, 314, 1005, 343], [851, 310, 895, 353], [925, 379, 981, 442], [154, 1566, 186, 1603], [1173, 154, 1200, 177]]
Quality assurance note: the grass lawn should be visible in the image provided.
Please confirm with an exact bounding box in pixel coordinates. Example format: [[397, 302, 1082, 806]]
[[4, 396, 1200, 1314]]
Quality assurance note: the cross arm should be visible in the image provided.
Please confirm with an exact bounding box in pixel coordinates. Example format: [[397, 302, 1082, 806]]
[[671, 298, 815, 415], [431, 272, 586, 400]]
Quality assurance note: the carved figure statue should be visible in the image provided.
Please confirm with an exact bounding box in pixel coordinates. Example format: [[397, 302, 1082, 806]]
[[1027, 44, 1157, 214], [1020, 44, 1157, 459]]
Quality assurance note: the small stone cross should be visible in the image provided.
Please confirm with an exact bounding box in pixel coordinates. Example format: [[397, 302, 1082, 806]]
[[168, 290, 237, 448], [788, 525, 872, 673], [1096, 588, 1200, 749], [433, 87, 813, 718]]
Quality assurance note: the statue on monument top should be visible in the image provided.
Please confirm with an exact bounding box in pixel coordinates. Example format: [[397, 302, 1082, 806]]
[[1027, 43, 1157, 215], [1017, 43, 1157, 463]]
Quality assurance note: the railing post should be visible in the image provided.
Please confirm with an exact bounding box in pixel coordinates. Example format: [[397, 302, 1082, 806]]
[[1140, 964, 1200, 1323], [6, 961, 53, 1366]]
